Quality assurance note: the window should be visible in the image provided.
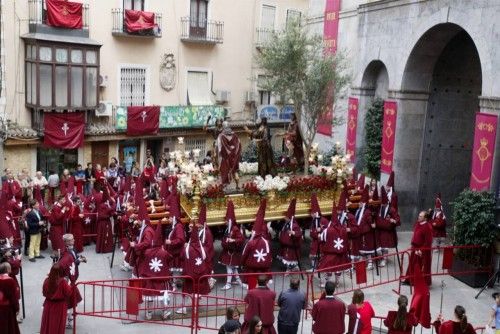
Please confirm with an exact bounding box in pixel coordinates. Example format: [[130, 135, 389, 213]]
[[185, 138, 206, 162], [286, 9, 301, 27], [123, 0, 145, 11], [24, 43, 100, 110], [261, 5, 276, 30], [120, 67, 147, 106], [257, 75, 275, 105], [187, 71, 212, 106], [190, 0, 208, 37]]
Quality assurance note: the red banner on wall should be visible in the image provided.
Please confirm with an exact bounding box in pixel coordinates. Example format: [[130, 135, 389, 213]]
[[345, 97, 358, 162], [317, 0, 341, 137], [46, 0, 83, 29], [125, 10, 156, 33], [44, 112, 85, 149], [470, 113, 498, 191], [127, 106, 160, 136], [380, 101, 397, 174]]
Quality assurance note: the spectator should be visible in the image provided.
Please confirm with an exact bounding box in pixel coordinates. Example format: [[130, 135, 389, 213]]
[[47, 170, 60, 204], [40, 263, 73, 334], [131, 161, 141, 178], [203, 150, 213, 165], [312, 281, 345, 334], [384, 295, 418, 334], [489, 293, 500, 332], [277, 278, 306, 334], [84, 163, 93, 196], [158, 159, 168, 178], [348, 289, 374, 334], [26, 199, 46, 262], [219, 307, 241, 334], [222, 319, 242, 334], [242, 275, 276, 334], [74, 165, 86, 195], [0, 262, 20, 334], [33, 171, 48, 203], [433, 305, 476, 334], [247, 315, 263, 334]]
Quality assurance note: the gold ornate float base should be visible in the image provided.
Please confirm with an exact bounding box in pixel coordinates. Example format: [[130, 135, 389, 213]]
[[180, 188, 340, 226]]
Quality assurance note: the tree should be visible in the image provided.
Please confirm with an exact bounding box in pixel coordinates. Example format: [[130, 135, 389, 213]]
[[363, 98, 384, 179], [255, 19, 350, 174]]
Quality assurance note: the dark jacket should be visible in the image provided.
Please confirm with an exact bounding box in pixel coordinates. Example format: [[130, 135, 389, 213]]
[[26, 209, 43, 235]]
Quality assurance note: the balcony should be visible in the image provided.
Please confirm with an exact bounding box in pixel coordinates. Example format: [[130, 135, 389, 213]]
[[180, 17, 224, 44], [255, 28, 274, 48], [28, 0, 89, 37], [112, 9, 162, 38]]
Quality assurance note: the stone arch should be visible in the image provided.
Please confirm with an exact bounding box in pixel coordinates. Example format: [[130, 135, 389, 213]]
[[395, 23, 482, 221]]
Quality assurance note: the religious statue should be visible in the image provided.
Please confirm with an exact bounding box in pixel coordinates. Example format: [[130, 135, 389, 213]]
[[204, 116, 224, 169], [217, 121, 241, 189], [244, 117, 276, 178], [284, 113, 304, 168]]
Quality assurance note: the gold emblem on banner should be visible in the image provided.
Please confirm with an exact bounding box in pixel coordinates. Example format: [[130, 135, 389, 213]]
[[385, 108, 395, 116], [476, 137, 491, 172], [471, 172, 490, 185], [61, 5, 69, 16], [348, 115, 356, 131], [385, 121, 393, 138], [137, 15, 145, 24]]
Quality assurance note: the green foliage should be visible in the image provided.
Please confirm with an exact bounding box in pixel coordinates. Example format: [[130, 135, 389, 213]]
[[321, 145, 344, 165], [363, 98, 384, 179], [255, 19, 351, 174], [452, 189, 496, 247], [241, 141, 258, 163]]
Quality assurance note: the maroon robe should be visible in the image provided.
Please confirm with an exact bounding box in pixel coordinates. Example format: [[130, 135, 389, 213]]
[[95, 201, 114, 253], [49, 203, 66, 253], [40, 278, 73, 334], [431, 211, 446, 238], [384, 310, 418, 334], [70, 205, 85, 253], [182, 227, 211, 295], [349, 205, 370, 256], [139, 246, 172, 294], [217, 130, 242, 185], [310, 216, 330, 257], [318, 221, 350, 271], [58, 249, 83, 307], [376, 205, 400, 249], [241, 234, 272, 271], [405, 221, 433, 285], [133, 224, 155, 277], [166, 221, 185, 272], [357, 206, 378, 254], [242, 286, 277, 334], [433, 320, 476, 334], [0, 274, 20, 334], [199, 226, 215, 271], [279, 218, 303, 264], [312, 296, 346, 334], [219, 223, 245, 267]]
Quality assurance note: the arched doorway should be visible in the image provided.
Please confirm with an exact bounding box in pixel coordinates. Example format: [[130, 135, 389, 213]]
[[357, 60, 389, 171], [401, 23, 482, 215]]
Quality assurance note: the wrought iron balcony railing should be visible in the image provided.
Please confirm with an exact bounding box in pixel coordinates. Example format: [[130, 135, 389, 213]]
[[180, 17, 224, 44]]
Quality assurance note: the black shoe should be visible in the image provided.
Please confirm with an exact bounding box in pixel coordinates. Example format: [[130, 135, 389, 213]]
[[29, 258, 36, 262], [401, 280, 410, 286], [35, 255, 45, 259]]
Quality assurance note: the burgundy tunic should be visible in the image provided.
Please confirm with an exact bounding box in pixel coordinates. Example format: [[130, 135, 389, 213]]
[[58, 250, 83, 308], [279, 219, 303, 264], [376, 205, 400, 249], [384, 310, 418, 334], [310, 216, 329, 257], [219, 224, 245, 267], [95, 202, 114, 253], [40, 278, 73, 334], [0, 274, 20, 334], [241, 235, 272, 271], [405, 221, 433, 285], [431, 211, 446, 238], [242, 286, 277, 334], [70, 205, 85, 253], [181, 232, 211, 295], [49, 204, 66, 253], [318, 222, 350, 271], [166, 222, 185, 272], [312, 296, 346, 334], [139, 246, 172, 294], [134, 224, 156, 277]]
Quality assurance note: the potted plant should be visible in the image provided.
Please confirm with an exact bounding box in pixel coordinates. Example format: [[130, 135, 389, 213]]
[[451, 189, 497, 287]]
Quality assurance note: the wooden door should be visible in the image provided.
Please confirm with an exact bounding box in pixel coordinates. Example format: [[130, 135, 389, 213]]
[[91, 141, 109, 168]]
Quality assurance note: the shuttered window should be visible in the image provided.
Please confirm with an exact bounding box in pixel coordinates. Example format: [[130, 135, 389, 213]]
[[120, 67, 146, 106]]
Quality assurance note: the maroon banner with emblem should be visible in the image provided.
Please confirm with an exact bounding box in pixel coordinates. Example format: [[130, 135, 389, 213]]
[[125, 10, 156, 33], [44, 112, 85, 149], [345, 97, 358, 162], [380, 101, 397, 174], [127, 106, 160, 136], [470, 113, 498, 191], [317, 0, 341, 137], [46, 0, 83, 29]]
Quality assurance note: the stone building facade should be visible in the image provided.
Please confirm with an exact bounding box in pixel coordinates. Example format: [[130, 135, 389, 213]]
[[309, 0, 500, 223]]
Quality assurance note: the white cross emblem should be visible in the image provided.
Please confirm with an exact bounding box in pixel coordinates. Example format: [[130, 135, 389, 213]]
[[69, 262, 76, 277], [84, 217, 91, 225], [149, 257, 163, 273], [253, 248, 267, 263], [195, 257, 203, 266], [141, 111, 147, 123], [333, 237, 344, 250], [62, 122, 70, 136]]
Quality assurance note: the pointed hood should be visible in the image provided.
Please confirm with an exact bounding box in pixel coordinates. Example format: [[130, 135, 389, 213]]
[[134, 176, 144, 206], [138, 198, 149, 223], [169, 193, 181, 226], [381, 186, 388, 205], [331, 205, 340, 226], [225, 200, 236, 231], [386, 171, 395, 191], [352, 168, 358, 182], [361, 185, 369, 203], [253, 198, 267, 236], [357, 174, 365, 190], [286, 198, 296, 220], [310, 193, 321, 217], [371, 183, 379, 201], [153, 221, 164, 247], [0, 192, 11, 239], [160, 178, 169, 202], [186, 223, 206, 260], [198, 202, 207, 228], [67, 176, 75, 195], [391, 194, 399, 211], [434, 193, 442, 209], [337, 189, 347, 212]]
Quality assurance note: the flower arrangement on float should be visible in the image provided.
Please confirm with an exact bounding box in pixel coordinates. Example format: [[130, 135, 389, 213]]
[[239, 162, 259, 175]]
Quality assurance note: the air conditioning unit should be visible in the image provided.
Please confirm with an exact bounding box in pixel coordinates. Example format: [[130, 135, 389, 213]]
[[98, 74, 108, 88], [216, 90, 230, 103], [96, 101, 113, 117], [245, 91, 256, 103]]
